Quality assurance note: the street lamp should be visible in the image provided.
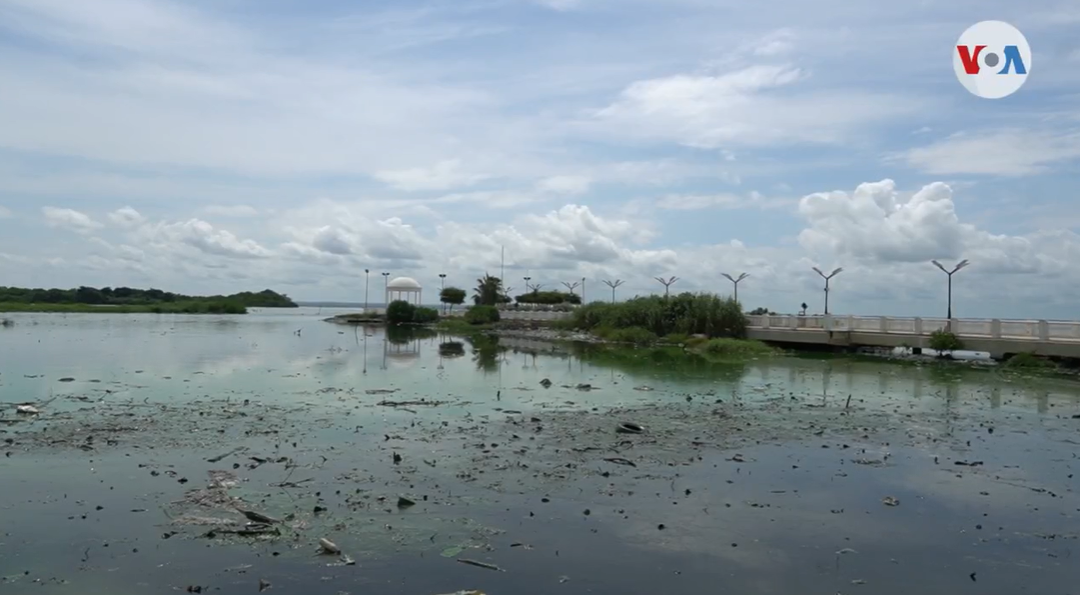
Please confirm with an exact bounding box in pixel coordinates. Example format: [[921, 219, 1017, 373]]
[[602, 279, 625, 303], [364, 269, 370, 311], [382, 272, 390, 306], [931, 259, 970, 320], [811, 267, 843, 315], [438, 273, 447, 312], [721, 272, 749, 305], [523, 276, 532, 292], [561, 280, 580, 295], [654, 276, 678, 297], [581, 277, 586, 304]]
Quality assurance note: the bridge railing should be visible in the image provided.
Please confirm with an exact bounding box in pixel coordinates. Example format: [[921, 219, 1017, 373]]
[[746, 315, 1080, 343]]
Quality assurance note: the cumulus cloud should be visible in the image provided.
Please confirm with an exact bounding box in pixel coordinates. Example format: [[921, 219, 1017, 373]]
[[42, 206, 102, 233], [109, 206, 146, 227], [142, 219, 272, 259], [796, 179, 1067, 276]]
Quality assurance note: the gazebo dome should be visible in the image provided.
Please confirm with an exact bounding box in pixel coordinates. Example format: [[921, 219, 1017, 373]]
[[387, 276, 422, 290]]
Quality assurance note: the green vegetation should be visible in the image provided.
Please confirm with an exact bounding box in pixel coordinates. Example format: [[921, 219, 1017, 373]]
[[0, 301, 246, 314], [748, 306, 777, 315], [593, 326, 658, 345], [1003, 352, 1054, 371], [464, 305, 501, 325], [0, 285, 296, 314], [472, 274, 511, 306], [698, 338, 775, 358], [385, 300, 441, 325], [572, 292, 748, 339], [514, 290, 581, 305], [929, 329, 964, 354], [440, 287, 467, 313]]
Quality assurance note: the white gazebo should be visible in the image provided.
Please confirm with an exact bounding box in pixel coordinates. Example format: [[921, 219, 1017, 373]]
[[386, 276, 422, 306]]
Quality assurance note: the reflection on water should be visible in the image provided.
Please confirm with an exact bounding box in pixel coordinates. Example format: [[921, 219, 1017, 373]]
[[1, 308, 1078, 595]]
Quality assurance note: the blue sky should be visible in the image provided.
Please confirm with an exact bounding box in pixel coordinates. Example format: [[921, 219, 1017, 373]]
[[0, 0, 1078, 318]]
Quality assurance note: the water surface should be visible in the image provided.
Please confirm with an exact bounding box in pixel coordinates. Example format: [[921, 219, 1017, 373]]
[[1, 308, 1077, 594]]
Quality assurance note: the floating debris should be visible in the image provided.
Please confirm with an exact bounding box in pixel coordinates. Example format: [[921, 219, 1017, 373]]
[[457, 559, 505, 572], [397, 496, 417, 508], [882, 496, 900, 507], [16, 405, 40, 415], [603, 457, 636, 467], [318, 538, 341, 555], [616, 422, 644, 434]]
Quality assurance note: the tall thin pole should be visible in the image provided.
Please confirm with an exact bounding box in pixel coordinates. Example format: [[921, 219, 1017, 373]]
[[947, 274, 953, 319], [500, 246, 505, 285], [812, 267, 843, 316], [824, 278, 830, 315], [581, 277, 586, 304], [364, 269, 370, 310], [931, 260, 969, 323]]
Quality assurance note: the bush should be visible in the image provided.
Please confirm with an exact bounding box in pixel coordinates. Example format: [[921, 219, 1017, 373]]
[[928, 330, 964, 353], [662, 333, 691, 345], [515, 291, 581, 305], [412, 307, 440, 324], [572, 293, 747, 338], [1003, 352, 1053, 370], [700, 338, 774, 358], [600, 326, 658, 346], [464, 305, 500, 325], [386, 300, 417, 325]]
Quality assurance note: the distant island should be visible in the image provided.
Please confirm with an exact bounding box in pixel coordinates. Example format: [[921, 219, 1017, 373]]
[[0, 286, 297, 314]]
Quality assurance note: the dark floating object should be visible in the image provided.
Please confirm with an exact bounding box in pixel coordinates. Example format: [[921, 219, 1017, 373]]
[[397, 496, 416, 508], [616, 422, 644, 434]]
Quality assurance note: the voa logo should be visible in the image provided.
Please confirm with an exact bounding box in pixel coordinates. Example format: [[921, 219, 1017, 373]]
[[953, 20, 1031, 99]]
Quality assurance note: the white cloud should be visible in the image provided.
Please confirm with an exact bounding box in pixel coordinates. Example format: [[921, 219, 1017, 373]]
[[42, 206, 102, 232], [0, 205, 11, 218], [898, 129, 1080, 176], [537, 175, 592, 195], [109, 206, 146, 227], [796, 179, 1060, 276], [202, 205, 259, 217], [591, 65, 923, 149], [374, 160, 490, 191], [141, 218, 272, 259], [750, 29, 795, 56]]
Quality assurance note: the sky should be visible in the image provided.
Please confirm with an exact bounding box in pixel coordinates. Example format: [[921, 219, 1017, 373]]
[[1, 0, 1079, 318]]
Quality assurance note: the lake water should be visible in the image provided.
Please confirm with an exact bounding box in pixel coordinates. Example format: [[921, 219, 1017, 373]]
[[1, 307, 1078, 595]]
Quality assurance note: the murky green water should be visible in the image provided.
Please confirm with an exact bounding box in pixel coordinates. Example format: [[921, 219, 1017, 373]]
[[1, 308, 1077, 594]]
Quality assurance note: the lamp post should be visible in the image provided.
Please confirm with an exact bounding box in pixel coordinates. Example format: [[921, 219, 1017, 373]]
[[602, 279, 625, 303], [438, 273, 447, 312], [382, 272, 390, 306], [364, 269, 370, 311], [581, 277, 586, 304], [721, 272, 749, 305], [811, 267, 843, 315], [561, 280, 580, 295], [523, 276, 532, 292], [654, 276, 678, 297], [931, 259, 970, 320]]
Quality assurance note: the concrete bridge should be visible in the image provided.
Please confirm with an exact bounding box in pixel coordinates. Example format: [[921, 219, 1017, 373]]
[[746, 314, 1080, 360]]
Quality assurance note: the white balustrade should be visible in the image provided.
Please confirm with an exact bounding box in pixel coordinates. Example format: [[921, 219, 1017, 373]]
[[746, 314, 1080, 344]]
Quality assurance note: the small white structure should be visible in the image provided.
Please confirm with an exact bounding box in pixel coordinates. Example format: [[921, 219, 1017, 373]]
[[386, 276, 422, 306]]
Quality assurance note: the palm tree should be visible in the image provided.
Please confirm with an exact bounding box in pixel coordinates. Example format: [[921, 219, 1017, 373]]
[[473, 273, 504, 306]]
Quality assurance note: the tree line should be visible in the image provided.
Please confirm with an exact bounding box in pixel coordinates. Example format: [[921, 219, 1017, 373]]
[[0, 286, 298, 308]]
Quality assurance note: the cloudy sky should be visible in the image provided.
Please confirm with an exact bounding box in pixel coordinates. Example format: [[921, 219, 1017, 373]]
[[1, 0, 1078, 318]]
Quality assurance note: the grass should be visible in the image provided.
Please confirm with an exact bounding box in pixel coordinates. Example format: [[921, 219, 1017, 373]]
[[0, 301, 247, 314], [695, 338, 776, 358], [572, 292, 746, 338]]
